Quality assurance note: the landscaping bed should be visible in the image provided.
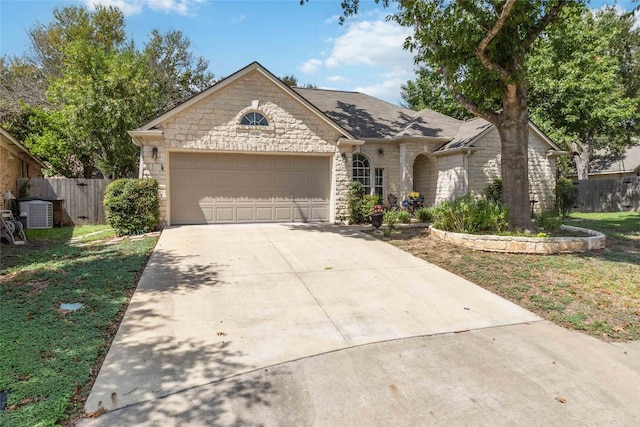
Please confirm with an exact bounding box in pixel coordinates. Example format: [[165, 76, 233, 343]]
[[373, 212, 640, 342], [0, 226, 158, 427]]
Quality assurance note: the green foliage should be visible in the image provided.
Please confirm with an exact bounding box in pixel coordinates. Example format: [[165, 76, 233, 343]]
[[483, 179, 503, 205], [528, 5, 639, 177], [143, 29, 216, 113], [2, 5, 215, 178], [347, 181, 366, 224], [536, 209, 563, 232], [431, 193, 509, 234], [397, 210, 410, 224], [401, 67, 475, 118], [337, 0, 580, 230], [383, 210, 399, 226], [415, 207, 432, 222], [347, 182, 382, 224], [104, 179, 160, 236], [555, 178, 579, 217], [0, 229, 157, 426]]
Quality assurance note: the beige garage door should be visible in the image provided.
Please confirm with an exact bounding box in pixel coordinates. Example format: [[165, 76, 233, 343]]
[[170, 152, 331, 224]]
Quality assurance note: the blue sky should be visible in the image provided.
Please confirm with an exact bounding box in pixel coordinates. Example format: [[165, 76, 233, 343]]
[[1, 0, 637, 105]]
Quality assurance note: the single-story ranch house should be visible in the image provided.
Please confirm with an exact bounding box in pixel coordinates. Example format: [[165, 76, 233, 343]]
[[129, 62, 564, 225]]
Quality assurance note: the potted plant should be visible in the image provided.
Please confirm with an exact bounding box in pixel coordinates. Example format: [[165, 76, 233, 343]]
[[370, 204, 384, 229]]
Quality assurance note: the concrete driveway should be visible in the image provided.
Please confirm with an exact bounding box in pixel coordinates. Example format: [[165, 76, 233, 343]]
[[81, 224, 640, 426]]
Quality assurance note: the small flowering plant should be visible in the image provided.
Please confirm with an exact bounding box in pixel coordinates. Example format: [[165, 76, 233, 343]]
[[371, 204, 384, 214], [408, 191, 421, 199]]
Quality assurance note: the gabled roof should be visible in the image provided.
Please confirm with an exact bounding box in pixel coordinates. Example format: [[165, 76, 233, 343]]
[[0, 126, 47, 168], [134, 61, 357, 140], [294, 87, 461, 139], [590, 144, 640, 175], [434, 118, 493, 151]]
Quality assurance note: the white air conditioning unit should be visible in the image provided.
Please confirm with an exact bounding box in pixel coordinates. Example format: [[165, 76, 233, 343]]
[[19, 200, 53, 229]]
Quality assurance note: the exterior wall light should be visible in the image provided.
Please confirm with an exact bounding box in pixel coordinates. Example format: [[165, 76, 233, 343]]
[[152, 147, 158, 159]]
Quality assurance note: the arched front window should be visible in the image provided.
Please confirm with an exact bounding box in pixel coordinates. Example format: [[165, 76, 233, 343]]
[[352, 153, 371, 194], [240, 112, 268, 126]]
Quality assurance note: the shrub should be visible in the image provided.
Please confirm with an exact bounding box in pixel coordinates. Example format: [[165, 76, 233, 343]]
[[383, 211, 399, 226], [415, 207, 432, 222], [536, 209, 562, 232], [363, 194, 382, 218], [347, 181, 366, 224], [431, 193, 509, 234], [397, 210, 410, 224], [104, 178, 160, 236], [483, 178, 503, 204], [556, 178, 579, 217]]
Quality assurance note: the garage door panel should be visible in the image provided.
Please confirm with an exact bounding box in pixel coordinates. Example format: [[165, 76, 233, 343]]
[[171, 153, 329, 224], [275, 207, 292, 221], [236, 207, 254, 221], [311, 207, 328, 220], [215, 207, 234, 222]]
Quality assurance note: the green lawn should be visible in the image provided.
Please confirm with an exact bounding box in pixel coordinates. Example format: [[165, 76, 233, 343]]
[[383, 211, 640, 342], [0, 226, 157, 426]]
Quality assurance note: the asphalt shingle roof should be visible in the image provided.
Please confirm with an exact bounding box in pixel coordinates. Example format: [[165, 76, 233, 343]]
[[590, 144, 640, 175], [294, 87, 464, 140]]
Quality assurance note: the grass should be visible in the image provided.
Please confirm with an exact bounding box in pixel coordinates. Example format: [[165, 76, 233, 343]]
[[0, 225, 158, 427], [376, 211, 640, 342]]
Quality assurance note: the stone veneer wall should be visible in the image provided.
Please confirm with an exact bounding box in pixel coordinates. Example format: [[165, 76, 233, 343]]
[[467, 127, 557, 212], [138, 70, 347, 224], [356, 143, 401, 203]]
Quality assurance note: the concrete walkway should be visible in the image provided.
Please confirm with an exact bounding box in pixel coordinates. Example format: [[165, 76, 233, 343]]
[[80, 224, 640, 425]]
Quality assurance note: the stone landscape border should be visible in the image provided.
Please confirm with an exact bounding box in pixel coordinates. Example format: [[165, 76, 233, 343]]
[[429, 225, 606, 254]]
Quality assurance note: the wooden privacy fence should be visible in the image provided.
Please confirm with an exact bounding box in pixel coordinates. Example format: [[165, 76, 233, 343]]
[[573, 177, 640, 213], [17, 178, 112, 225]]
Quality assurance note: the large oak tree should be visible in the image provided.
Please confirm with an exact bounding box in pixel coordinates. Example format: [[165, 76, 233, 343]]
[[332, 0, 582, 230]]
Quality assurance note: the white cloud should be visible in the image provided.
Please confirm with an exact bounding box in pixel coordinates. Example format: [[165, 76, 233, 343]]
[[84, 0, 204, 16], [300, 58, 323, 74], [324, 15, 341, 25], [326, 75, 346, 82], [325, 19, 414, 69], [232, 14, 245, 24], [354, 66, 414, 102], [354, 78, 406, 102]]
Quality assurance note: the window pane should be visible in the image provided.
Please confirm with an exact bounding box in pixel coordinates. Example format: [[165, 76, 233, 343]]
[[352, 154, 371, 193], [374, 168, 383, 197], [241, 112, 268, 126]]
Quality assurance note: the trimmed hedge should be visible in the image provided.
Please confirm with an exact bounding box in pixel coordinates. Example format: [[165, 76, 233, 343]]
[[104, 178, 160, 236]]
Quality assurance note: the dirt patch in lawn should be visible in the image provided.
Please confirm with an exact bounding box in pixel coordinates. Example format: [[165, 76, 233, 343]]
[[368, 226, 640, 342]]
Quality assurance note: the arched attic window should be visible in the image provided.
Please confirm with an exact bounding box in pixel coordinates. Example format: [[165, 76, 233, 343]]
[[240, 111, 269, 126], [352, 153, 371, 194]]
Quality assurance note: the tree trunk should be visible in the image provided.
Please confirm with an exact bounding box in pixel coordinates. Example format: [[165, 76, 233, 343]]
[[497, 84, 532, 231], [569, 133, 592, 180]]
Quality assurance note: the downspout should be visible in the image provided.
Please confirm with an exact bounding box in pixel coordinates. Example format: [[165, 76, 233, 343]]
[[463, 149, 472, 193]]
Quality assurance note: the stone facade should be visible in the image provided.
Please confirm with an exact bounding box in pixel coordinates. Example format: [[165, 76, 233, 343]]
[[132, 63, 561, 224], [137, 70, 347, 224], [466, 127, 558, 212]]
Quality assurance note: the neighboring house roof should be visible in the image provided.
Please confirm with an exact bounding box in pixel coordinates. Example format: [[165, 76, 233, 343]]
[[590, 143, 640, 176], [0, 126, 47, 168]]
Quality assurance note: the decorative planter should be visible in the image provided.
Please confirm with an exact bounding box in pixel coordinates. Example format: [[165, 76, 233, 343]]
[[370, 213, 384, 229], [429, 225, 606, 254]]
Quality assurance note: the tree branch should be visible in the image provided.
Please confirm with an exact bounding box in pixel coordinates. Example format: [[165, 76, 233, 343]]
[[473, 0, 517, 82], [522, 2, 565, 50], [454, 93, 500, 124]]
